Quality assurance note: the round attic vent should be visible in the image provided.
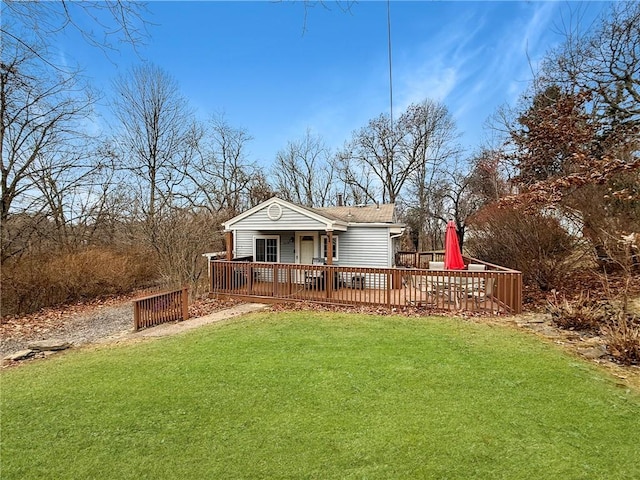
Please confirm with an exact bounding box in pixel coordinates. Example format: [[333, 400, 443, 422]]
[[267, 203, 282, 221]]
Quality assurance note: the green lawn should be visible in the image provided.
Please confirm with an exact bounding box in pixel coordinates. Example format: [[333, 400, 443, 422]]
[[2, 312, 639, 479]]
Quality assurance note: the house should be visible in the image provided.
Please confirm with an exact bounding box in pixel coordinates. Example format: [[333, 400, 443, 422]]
[[209, 197, 522, 314], [221, 196, 405, 268]]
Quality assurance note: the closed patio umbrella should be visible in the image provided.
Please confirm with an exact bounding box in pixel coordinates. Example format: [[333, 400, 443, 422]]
[[444, 220, 465, 270]]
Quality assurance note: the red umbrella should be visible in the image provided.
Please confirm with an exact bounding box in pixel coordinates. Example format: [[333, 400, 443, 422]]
[[444, 220, 465, 270]]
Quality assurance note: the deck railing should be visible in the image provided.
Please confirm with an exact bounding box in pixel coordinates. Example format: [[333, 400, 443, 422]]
[[395, 251, 445, 268], [133, 287, 189, 331], [209, 256, 522, 314]]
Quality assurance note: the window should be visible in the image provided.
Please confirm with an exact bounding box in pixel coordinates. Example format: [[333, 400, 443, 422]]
[[321, 235, 338, 261], [254, 236, 279, 263]]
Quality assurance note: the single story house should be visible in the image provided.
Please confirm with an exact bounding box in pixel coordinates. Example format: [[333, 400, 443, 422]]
[[221, 196, 405, 269]]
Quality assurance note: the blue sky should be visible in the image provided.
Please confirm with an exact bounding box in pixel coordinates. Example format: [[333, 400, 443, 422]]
[[60, 1, 610, 167]]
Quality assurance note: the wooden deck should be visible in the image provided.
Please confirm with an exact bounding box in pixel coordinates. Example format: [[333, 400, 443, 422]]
[[210, 258, 522, 314]]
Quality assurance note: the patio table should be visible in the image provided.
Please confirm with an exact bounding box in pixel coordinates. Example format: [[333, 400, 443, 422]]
[[423, 275, 483, 308]]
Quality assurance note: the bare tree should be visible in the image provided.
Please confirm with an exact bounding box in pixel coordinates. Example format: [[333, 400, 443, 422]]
[[153, 207, 224, 293], [331, 147, 379, 206], [272, 129, 334, 207], [1, 1, 149, 67], [248, 172, 276, 207], [110, 63, 199, 249], [542, 2, 640, 126], [1, 44, 94, 260], [338, 113, 408, 204], [466, 148, 512, 205], [284, 1, 356, 35], [403, 100, 459, 250], [182, 114, 260, 217]]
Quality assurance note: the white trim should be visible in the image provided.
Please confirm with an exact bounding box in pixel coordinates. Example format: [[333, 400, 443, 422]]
[[266, 203, 282, 220], [253, 235, 280, 263], [346, 222, 406, 229], [320, 234, 339, 262]]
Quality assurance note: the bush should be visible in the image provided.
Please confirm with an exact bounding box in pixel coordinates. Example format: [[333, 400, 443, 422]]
[[602, 313, 640, 365], [547, 292, 611, 332], [466, 205, 579, 290], [546, 292, 640, 365], [1, 246, 157, 316]]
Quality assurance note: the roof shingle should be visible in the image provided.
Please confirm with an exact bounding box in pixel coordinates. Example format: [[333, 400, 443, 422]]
[[312, 204, 396, 223]]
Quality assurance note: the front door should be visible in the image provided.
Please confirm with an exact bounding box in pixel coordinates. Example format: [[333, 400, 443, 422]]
[[300, 237, 315, 265], [296, 233, 317, 284]]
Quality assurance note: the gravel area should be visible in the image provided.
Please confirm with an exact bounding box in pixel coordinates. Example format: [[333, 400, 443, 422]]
[[1, 303, 134, 358]]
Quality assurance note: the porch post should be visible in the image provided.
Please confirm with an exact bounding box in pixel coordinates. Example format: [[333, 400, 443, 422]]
[[325, 230, 334, 300], [326, 231, 333, 265], [225, 230, 233, 260]]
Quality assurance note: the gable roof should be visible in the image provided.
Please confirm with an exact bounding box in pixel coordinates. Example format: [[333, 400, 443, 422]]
[[223, 196, 347, 231], [223, 196, 403, 231], [313, 204, 396, 223]]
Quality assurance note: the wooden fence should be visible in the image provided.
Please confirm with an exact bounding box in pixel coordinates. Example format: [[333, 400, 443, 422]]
[[133, 287, 189, 331], [210, 258, 522, 315]]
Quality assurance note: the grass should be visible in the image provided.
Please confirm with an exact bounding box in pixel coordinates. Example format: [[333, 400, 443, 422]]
[[2, 312, 639, 479]]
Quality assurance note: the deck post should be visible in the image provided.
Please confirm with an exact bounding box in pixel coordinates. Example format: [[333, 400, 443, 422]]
[[248, 265, 254, 293], [181, 286, 189, 321], [273, 264, 278, 296], [134, 301, 141, 331], [225, 230, 233, 260], [326, 231, 333, 265]]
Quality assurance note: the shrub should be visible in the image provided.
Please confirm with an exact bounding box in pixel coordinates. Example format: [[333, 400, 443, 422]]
[[466, 205, 579, 290], [602, 313, 640, 365], [1, 246, 157, 316], [546, 291, 640, 365], [547, 292, 610, 332]]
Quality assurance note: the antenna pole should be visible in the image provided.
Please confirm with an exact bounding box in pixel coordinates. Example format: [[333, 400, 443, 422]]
[[387, 0, 393, 127]]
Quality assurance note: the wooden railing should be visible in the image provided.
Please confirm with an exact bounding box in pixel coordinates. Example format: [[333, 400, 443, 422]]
[[396, 251, 445, 268], [209, 258, 522, 315], [133, 287, 189, 331]]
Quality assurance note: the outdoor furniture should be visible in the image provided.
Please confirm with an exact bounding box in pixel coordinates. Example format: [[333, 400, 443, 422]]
[[466, 264, 487, 294], [305, 258, 326, 290], [304, 271, 325, 290], [426, 275, 468, 308], [428, 261, 445, 270], [468, 277, 495, 309], [351, 275, 365, 289], [467, 263, 486, 271]]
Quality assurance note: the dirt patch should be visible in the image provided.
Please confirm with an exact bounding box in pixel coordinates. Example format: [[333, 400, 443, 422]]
[[1, 294, 241, 362]]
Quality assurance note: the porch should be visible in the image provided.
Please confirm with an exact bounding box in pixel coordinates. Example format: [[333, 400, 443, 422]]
[[209, 254, 522, 314]]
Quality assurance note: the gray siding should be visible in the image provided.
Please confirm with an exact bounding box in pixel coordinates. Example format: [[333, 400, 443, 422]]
[[234, 225, 392, 268], [233, 204, 327, 230], [337, 226, 390, 268], [234, 230, 294, 263], [234, 230, 260, 258]]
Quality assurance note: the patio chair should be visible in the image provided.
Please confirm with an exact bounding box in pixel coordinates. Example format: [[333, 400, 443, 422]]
[[467, 263, 486, 271], [469, 277, 495, 309], [409, 274, 437, 306], [305, 257, 326, 290], [428, 261, 445, 270], [465, 263, 486, 294]]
